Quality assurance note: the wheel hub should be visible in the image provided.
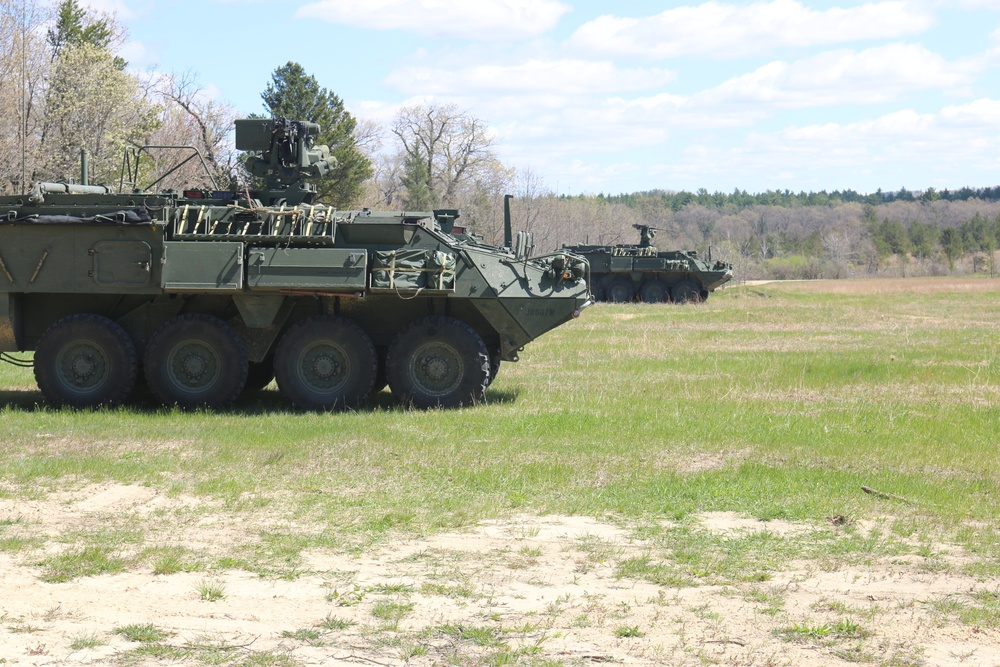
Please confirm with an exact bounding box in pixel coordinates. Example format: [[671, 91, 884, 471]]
[[421, 355, 450, 382], [58, 342, 108, 389], [71, 354, 98, 380], [182, 355, 208, 379], [310, 354, 342, 380], [169, 341, 220, 389]]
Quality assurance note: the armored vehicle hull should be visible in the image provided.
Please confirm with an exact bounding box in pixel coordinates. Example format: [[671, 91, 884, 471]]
[[0, 119, 590, 409], [564, 226, 731, 304]]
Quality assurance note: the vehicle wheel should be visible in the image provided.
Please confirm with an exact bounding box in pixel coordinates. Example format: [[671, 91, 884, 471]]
[[590, 282, 606, 302], [274, 315, 377, 410], [144, 314, 248, 409], [386, 316, 490, 409], [639, 280, 669, 303], [606, 278, 635, 303], [34, 314, 137, 408], [671, 280, 703, 304], [244, 354, 275, 392]]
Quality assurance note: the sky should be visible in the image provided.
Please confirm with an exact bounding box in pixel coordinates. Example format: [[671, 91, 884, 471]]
[[80, 0, 1000, 196]]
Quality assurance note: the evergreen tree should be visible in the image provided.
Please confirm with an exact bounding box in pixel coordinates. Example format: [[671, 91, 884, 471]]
[[940, 227, 964, 270], [400, 147, 436, 210], [46, 0, 124, 69], [260, 62, 372, 206]]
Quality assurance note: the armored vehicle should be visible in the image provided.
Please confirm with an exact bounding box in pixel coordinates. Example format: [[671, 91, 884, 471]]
[[564, 225, 732, 303], [0, 118, 590, 410]]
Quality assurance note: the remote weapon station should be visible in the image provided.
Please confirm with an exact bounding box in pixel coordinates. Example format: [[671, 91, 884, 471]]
[[0, 118, 590, 409]]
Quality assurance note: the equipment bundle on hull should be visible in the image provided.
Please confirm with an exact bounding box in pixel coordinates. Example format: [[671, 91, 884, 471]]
[[0, 118, 591, 410]]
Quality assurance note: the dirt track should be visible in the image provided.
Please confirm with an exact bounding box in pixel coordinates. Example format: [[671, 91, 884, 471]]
[[1, 484, 998, 666]]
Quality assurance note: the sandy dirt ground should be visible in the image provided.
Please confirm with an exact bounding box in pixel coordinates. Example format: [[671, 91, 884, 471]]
[[1, 483, 998, 666]]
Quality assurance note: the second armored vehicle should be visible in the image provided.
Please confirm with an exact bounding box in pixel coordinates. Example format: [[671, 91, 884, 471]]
[[564, 226, 732, 303], [0, 118, 590, 410]]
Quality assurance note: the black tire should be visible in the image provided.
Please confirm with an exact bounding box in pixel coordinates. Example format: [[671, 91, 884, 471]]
[[34, 314, 137, 408], [606, 278, 635, 303], [244, 354, 275, 392], [144, 314, 248, 409], [274, 315, 377, 410], [386, 316, 490, 409], [639, 280, 669, 304], [671, 280, 703, 304], [590, 282, 606, 302]]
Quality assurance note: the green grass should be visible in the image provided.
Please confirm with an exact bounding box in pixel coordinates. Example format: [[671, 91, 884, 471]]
[[0, 279, 998, 578], [38, 546, 128, 583], [196, 578, 227, 601], [68, 631, 105, 650], [113, 623, 170, 643]]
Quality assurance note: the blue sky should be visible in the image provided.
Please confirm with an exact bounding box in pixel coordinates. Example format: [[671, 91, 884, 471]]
[[86, 0, 1000, 196]]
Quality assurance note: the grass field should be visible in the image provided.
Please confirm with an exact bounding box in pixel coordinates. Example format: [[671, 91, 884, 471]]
[[0, 276, 998, 666]]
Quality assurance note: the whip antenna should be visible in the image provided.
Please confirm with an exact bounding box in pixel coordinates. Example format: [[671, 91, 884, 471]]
[[20, 0, 27, 194]]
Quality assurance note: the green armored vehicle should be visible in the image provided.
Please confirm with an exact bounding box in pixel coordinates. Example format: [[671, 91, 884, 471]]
[[0, 118, 590, 409], [564, 225, 732, 303]]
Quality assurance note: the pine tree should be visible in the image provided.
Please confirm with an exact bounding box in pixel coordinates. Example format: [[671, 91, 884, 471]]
[[260, 62, 371, 206], [400, 147, 436, 210], [46, 0, 124, 69]]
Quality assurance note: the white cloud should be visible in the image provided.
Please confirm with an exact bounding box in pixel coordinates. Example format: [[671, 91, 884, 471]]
[[687, 101, 1000, 184], [495, 97, 1000, 193], [384, 59, 675, 96], [567, 0, 935, 59], [294, 0, 571, 40], [119, 40, 156, 67], [698, 43, 977, 109]]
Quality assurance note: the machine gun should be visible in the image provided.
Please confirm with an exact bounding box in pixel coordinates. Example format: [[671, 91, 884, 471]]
[[632, 224, 658, 248], [236, 117, 337, 206]]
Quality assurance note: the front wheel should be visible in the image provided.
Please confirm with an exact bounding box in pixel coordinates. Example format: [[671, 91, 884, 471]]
[[274, 315, 377, 410], [386, 316, 490, 409], [671, 280, 703, 304], [34, 314, 137, 408], [144, 314, 248, 409]]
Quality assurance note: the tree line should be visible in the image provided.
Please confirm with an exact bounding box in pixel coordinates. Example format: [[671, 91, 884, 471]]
[[600, 185, 1000, 211], [2, 0, 998, 283]]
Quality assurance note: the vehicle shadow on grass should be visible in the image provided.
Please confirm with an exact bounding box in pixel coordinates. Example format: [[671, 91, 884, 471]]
[[0, 385, 523, 415]]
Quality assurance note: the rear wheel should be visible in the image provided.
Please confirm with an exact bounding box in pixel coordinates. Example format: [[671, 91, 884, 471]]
[[144, 314, 248, 409], [671, 280, 703, 304], [34, 314, 137, 408], [387, 316, 490, 409], [274, 315, 377, 410], [639, 279, 669, 303], [606, 278, 635, 303]]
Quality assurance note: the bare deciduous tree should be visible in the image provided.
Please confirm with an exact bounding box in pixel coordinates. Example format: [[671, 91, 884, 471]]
[[136, 71, 238, 191], [0, 0, 51, 194], [391, 103, 499, 207]]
